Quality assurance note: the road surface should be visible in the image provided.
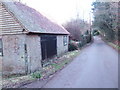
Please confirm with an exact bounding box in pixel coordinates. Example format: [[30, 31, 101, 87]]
[[22, 36, 118, 88]]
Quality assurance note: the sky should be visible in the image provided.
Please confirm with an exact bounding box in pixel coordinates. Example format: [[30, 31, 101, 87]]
[[19, 0, 94, 24]]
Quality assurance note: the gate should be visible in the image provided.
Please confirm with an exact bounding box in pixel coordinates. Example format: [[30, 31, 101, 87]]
[[41, 35, 57, 63]]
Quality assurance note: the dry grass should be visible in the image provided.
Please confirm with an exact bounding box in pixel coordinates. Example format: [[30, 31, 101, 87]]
[[108, 42, 120, 51]]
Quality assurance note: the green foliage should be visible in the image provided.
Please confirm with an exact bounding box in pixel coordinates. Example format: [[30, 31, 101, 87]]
[[92, 30, 100, 36], [68, 41, 78, 51], [78, 34, 92, 48], [84, 35, 91, 43], [109, 42, 120, 50], [51, 63, 62, 70], [78, 41, 84, 48], [51, 60, 69, 71], [85, 30, 89, 35], [63, 18, 90, 41], [84, 30, 92, 43], [68, 30, 92, 51], [92, 1, 118, 42], [31, 72, 41, 79], [87, 35, 92, 43]]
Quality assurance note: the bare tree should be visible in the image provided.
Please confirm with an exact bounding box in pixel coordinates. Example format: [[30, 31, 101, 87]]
[[63, 18, 90, 41]]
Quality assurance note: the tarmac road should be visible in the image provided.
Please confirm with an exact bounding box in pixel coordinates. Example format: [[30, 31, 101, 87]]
[[22, 36, 118, 88]]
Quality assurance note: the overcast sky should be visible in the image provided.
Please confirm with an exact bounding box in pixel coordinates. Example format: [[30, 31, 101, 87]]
[[20, 0, 94, 24]]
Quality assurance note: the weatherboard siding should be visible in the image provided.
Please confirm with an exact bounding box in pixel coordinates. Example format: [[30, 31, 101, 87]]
[[0, 3, 25, 35]]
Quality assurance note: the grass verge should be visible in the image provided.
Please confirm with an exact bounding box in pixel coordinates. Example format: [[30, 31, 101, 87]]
[[108, 42, 120, 52], [2, 50, 80, 88]]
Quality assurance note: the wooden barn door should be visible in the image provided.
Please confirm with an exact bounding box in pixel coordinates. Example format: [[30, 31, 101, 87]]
[[41, 35, 57, 63]]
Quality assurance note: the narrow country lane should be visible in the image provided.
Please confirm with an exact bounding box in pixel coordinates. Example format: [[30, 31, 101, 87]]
[[23, 36, 118, 88]]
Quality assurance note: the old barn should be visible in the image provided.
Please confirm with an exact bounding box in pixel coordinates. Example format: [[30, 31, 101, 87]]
[[0, 0, 69, 75]]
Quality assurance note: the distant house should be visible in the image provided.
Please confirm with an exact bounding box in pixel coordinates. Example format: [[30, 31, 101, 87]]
[[0, 0, 69, 75]]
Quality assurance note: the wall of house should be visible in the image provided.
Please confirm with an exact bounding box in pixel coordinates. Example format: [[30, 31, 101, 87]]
[[26, 35, 42, 73], [2, 34, 26, 75], [0, 2, 29, 75], [57, 35, 69, 56], [1, 34, 69, 75], [0, 36, 2, 74], [0, 56, 2, 75], [0, 2, 69, 76], [2, 34, 42, 75]]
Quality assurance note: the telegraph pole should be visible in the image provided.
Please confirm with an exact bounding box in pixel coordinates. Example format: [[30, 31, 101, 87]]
[[83, 10, 84, 23], [75, 0, 81, 19], [89, 11, 92, 41]]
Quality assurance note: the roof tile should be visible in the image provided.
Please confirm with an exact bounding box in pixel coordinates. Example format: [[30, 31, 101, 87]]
[[2, 1, 69, 35]]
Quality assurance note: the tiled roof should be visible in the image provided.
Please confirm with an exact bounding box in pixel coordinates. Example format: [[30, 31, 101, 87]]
[[2, 0, 69, 35]]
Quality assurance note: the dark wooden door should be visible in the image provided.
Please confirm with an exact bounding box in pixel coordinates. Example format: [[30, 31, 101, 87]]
[[41, 35, 57, 61]]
